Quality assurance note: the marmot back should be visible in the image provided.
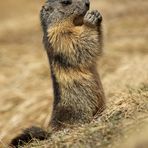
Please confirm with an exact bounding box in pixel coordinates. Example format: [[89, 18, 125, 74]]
[[10, 0, 105, 147]]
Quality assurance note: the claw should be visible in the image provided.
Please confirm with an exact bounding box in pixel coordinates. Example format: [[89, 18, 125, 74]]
[[84, 10, 102, 27]]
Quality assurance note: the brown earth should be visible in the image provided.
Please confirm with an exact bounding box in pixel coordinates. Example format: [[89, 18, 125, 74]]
[[0, 0, 148, 147]]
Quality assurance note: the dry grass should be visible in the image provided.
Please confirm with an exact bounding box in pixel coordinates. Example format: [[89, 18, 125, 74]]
[[0, 0, 148, 147], [28, 90, 148, 148]]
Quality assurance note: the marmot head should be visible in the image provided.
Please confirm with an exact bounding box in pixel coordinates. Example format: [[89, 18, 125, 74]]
[[40, 0, 90, 31]]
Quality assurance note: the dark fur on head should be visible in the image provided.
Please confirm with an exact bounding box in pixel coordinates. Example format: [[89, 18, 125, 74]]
[[40, 0, 90, 55], [40, 0, 90, 33]]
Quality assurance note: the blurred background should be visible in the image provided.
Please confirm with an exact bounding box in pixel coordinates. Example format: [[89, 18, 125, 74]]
[[0, 0, 148, 147]]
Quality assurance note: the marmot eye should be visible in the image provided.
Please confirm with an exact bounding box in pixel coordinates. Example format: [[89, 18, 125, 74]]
[[60, 0, 72, 5]]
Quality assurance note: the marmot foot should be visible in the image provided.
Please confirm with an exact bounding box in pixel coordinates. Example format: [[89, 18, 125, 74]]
[[84, 10, 102, 27]]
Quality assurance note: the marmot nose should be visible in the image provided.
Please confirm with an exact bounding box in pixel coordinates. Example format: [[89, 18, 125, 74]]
[[85, 0, 90, 8]]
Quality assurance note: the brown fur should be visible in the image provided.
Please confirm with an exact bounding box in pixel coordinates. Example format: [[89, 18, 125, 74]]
[[10, 0, 105, 147], [47, 13, 105, 129]]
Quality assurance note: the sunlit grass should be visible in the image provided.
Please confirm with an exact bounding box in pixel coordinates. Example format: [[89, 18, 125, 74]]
[[0, 0, 148, 147]]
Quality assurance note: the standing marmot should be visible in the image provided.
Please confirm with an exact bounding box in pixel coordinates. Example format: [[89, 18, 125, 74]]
[[10, 0, 105, 147]]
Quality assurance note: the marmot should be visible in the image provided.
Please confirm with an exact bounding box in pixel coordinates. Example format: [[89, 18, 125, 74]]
[[10, 0, 105, 147]]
